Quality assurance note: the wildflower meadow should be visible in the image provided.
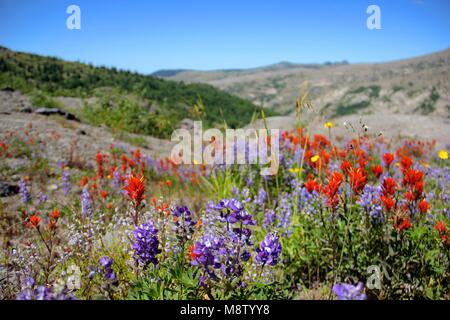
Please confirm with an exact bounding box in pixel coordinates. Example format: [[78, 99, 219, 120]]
[[0, 120, 448, 301]]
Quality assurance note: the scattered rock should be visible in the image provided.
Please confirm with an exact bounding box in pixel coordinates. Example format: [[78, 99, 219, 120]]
[[20, 106, 33, 113], [76, 129, 87, 135], [0, 87, 15, 92], [0, 182, 19, 197], [34, 108, 80, 122], [47, 184, 58, 191]]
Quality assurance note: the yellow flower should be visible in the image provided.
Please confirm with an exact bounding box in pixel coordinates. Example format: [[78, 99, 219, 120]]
[[288, 167, 303, 173], [324, 122, 334, 129], [438, 150, 448, 160], [311, 155, 320, 163]]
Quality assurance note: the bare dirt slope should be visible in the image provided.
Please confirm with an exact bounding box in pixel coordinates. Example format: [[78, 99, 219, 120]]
[[0, 90, 174, 168], [158, 48, 450, 121]]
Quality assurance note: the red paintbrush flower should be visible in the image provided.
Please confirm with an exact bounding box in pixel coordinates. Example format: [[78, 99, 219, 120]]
[[418, 199, 429, 214], [80, 176, 89, 188], [414, 181, 424, 196], [400, 156, 412, 171], [383, 153, 394, 168], [405, 191, 415, 202], [96, 152, 104, 166], [382, 177, 396, 197], [50, 209, 60, 220], [124, 175, 145, 206], [324, 171, 343, 208], [381, 196, 395, 212], [348, 167, 367, 195], [371, 165, 383, 179], [29, 215, 41, 228], [134, 149, 141, 163], [403, 169, 424, 188], [340, 160, 352, 176], [395, 217, 411, 232], [100, 190, 108, 200], [434, 220, 446, 234], [305, 178, 321, 194]]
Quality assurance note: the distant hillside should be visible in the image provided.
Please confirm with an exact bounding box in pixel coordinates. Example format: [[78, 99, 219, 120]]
[[156, 49, 450, 118], [0, 46, 273, 138], [151, 69, 190, 77]]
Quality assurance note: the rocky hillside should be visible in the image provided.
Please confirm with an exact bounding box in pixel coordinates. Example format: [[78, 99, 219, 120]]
[[0, 46, 274, 138], [155, 49, 450, 119]]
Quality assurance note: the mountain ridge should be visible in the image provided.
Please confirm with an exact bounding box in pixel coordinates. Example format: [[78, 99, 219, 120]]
[[155, 48, 450, 118]]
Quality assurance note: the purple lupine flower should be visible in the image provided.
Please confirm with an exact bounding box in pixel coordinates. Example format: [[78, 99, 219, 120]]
[[263, 209, 276, 230], [358, 185, 384, 223], [227, 198, 256, 225], [191, 235, 223, 269], [17, 289, 33, 300], [132, 220, 161, 267], [194, 199, 258, 286], [112, 168, 121, 194], [277, 195, 292, 237], [19, 177, 31, 203], [255, 233, 282, 266], [100, 256, 116, 281], [295, 185, 319, 215], [191, 234, 224, 285], [61, 169, 71, 196], [229, 198, 244, 213], [17, 277, 74, 300], [172, 205, 196, 244], [255, 187, 267, 206], [37, 191, 47, 205], [81, 187, 92, 217], [214, 198, 255, 226], [332, 282, 367, 300], [36, 286, 52, 300], [146, 156, 154, 170], [24, 276, 35, 287], [241, 187, 251, 203]]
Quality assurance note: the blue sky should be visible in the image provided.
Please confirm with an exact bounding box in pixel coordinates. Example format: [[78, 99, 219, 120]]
[[0, 0, 449, 73]]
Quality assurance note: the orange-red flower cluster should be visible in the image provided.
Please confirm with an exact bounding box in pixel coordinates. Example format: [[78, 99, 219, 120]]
[[48, 209, 60, 230], [395, 217, 411, 232], [305, 178, 321, 194], [28, 214, 41, 228], [434, 221, 450, 246], [371, 165, 383, 179], [348, 167, 367, 195], [382, 177, 396, 197], [124, 175, 146, 206], [403, 169, 424, 203], [323, 171, 343, 209], [383, 153, 394, 168]]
